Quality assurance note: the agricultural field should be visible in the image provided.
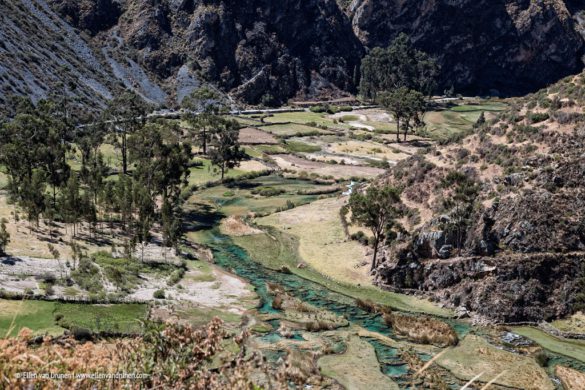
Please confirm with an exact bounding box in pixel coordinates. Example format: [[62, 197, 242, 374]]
[[0, 299, 148, 337], [188, 158, 272, 186], [422, 101, 507, 142]]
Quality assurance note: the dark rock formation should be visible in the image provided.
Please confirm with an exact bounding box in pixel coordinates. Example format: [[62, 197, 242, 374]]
[[348, 0, 585, 96], [377, 253, 582, 323]]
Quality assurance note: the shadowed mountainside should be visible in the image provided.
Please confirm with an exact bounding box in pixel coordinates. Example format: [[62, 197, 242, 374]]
[[1, 0, 584, 108]]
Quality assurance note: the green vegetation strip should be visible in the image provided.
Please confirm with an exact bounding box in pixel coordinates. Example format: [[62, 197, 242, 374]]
[[231, 228, 452, 317], [511, 326, 585, 363], [0, 299, 148, 337]]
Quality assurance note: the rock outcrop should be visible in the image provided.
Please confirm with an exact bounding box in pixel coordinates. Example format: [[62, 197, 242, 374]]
[[377, 253, 582, 323]]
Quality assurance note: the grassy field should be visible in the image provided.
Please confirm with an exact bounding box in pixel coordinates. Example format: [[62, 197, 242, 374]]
[[232, 209, 451, 316], [261, 123, 331, 137], [188, 175, 327, 217], [0, 299, 148, 337], [436, 334, 554, 389], [188, 158, 270, 186], [422, 102, 507, 141], [0, 172, 8, 190], [318, 334, 399, 389], [258, 197, 370, 286], [283, 140, 322, 153], [262, 111, 337, 127], [0, 300, 64, 337], [551, 312, 585, 334], [511, 326, 585, 363], [54, 303, 148, 334], [449, 102, 507, 112]]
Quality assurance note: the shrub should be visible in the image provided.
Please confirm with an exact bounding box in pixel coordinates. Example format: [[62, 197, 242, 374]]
[[309, 105, 327, 113], [153, 289, 165, 299], [167, 269, 185, 286], [528, 112, 549, 124], [272, 294, 283, 310]]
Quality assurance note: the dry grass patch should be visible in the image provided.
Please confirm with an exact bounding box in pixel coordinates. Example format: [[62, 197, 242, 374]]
[[318, 334, 399, 390], [552, 311, 585, 334], [258, 197, 371, 286], [238, 127, 278, 144], [328, 140, 410, 162], [555, 365, 585, 390], [436, 335, 554, 390], [384, 312, 458, 347], [272, 154, 384, 179], [219, 216, 263, 237]]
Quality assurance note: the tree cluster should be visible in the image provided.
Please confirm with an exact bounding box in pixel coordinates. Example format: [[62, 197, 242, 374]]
[[360, 33, 439, 142], [0, 93, 193, 256], [182, 88, 245, 179]]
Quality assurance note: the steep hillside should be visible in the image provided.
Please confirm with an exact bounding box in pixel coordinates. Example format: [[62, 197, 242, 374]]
[[1, 0, 584, 108], [375, 74, 585, 323]]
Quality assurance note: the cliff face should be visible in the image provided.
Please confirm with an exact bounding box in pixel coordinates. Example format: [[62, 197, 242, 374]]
[[19, 0, 363, 107], [1, 0, 584, 108], [349, 0, 585, 95]]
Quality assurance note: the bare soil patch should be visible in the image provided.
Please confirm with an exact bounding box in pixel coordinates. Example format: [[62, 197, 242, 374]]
[[239, 127, 278, 144], [272, 154, 384, 179]]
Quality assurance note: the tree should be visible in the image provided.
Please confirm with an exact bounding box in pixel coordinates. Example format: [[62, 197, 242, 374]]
[[440, 171, 480, 254], [359, 33, 439, 100], [106, 92, 150, 175], [208, 118, 245, 180], [133, 185, 154, 262], [349, 185, 403, 271], [0, 109, 48, 199], [38, 99, 72, 208], [182, 88, 226, 155], [61, 174, 82, 237], [21, 170, 47, 229], [128, 121, 192, 200], [378, 87, 426, 142], [474, 112, 486, 128], [0, 218, 10, 256]]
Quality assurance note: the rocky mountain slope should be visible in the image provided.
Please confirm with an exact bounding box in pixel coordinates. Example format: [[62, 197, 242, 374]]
[[375, 74, 585, 323], [1, 0, 584, 108]]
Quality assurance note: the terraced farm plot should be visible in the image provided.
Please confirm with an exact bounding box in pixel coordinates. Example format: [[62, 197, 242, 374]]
[[260, 123, 332, 137], [449, 102, 508, 112], [0, 300, 63, 337], [272, 154, 384, 179], [247, 144, 288, 155], [188, 158, 272, 186], [187, 175, 332, 216], [262, 111, 337, 127], [53, 303, 148, 334], [0, 300, 148, 337], [423, 102, 507, 141], [327, 140, 410, 162], [239, 127, 278, 144]]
